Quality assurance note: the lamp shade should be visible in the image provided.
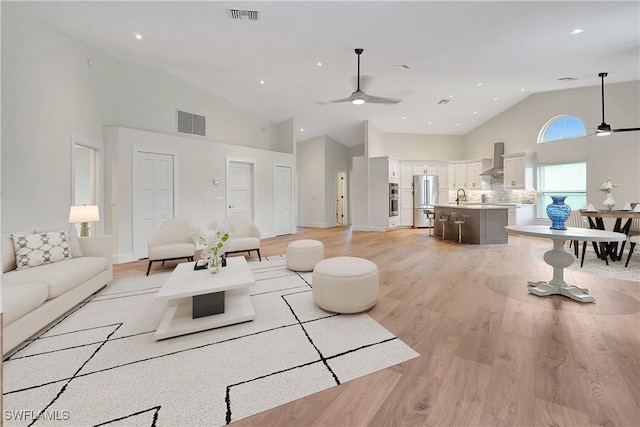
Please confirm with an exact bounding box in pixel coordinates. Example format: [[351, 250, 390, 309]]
[[69, 205, 100, 223]]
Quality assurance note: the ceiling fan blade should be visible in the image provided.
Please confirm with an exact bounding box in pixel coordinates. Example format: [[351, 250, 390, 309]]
[[612, 127, 640, 133], [364, 94, 401, 104], [330, 96, 355, 103]]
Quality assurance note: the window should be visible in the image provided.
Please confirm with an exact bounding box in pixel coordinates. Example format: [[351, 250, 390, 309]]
[[538, 115, 586, 143], [537, 162, 587, 219]]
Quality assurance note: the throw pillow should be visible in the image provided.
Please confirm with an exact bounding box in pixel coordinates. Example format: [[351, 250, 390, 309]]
[[68, 231, 84, 258], [12, 231, 72, 270]]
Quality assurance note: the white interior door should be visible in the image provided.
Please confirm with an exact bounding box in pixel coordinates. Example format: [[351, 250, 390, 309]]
[[274, 165, 292, 235], [227, 161, 253, 219], [133, 151, 174, 259]]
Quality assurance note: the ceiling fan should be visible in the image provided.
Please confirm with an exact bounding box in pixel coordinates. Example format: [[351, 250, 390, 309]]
[[331, 48, 401, 105], [596, 72, 640, 136]]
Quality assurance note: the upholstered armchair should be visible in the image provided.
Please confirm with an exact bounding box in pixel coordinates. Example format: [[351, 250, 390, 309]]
[[146, 217, 196, 275], [223, 214, 262, 261]]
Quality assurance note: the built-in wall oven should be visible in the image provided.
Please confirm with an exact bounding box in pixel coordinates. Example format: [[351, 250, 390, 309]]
[[389, 183, 399, 217]]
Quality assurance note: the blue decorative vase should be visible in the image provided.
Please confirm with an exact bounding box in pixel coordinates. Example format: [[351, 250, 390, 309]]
[[546, 196, 571, 230]]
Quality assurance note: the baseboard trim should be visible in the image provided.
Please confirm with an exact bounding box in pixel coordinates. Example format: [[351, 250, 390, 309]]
[[113, 253, 137, 264]]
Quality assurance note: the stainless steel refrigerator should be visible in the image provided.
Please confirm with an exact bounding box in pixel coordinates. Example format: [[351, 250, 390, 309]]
[[413, 174, 439, 228]]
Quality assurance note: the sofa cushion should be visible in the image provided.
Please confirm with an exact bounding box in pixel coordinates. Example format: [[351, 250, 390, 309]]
[[2, 257, 107, 299], [227, 237, 259, 252], [12, 231, 72, 270], [148, 243, 195, 261], [1, 283, 48, 326], [68, 232, 84, 258]]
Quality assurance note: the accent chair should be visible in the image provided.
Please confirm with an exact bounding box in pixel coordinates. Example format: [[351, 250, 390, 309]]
[[146, 217, 195, 275]]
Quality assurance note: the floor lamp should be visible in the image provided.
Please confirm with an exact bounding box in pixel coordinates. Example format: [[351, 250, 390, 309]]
[[69, 205, 100, 237]]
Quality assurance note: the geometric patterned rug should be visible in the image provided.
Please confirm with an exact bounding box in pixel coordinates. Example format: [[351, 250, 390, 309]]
[[2, 255, 418, 426]]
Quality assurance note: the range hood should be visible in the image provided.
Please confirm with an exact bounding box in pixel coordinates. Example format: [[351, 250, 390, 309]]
[[480, 142, 505, 176]]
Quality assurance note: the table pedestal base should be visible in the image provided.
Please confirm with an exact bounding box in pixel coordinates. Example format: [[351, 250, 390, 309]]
[[527, 281, 594, 303]]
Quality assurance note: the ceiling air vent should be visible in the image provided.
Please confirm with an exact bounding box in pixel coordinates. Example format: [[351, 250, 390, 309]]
[[558, 77, 578, 81], [177, 110, 206, 137], [227, 8, 260, 21], [438, 99, 451, 105]]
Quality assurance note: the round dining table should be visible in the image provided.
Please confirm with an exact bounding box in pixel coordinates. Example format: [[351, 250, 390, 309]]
[[505, 225, 626, 303]]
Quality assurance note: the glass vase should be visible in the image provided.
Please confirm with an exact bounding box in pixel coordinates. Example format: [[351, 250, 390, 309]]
[[546, 196, 571, 230], [208, 255, 222, 274]]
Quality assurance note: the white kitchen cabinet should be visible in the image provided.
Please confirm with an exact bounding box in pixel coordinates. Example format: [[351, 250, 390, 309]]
[[503, 152, 534, 189], [388, 159, 400, 182], [449, 162, 467, 189], [413, 162, 435, 175], [437, 163, 449, 189], [400, 162, 414, 227], [466, 158, 491, 189]]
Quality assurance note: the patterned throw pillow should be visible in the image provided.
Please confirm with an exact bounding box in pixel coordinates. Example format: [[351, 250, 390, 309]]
[[11, 231, 72, 270]]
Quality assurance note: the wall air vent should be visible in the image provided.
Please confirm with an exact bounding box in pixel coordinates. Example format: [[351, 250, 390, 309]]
[[177, 110, 206, 137], [227, 8, 260, 21], [438, 99, 451, 105]]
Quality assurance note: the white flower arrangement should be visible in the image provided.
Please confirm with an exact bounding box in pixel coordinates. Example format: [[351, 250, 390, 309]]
[[192, 221, 232, 260], [599, 177, 619, 194]]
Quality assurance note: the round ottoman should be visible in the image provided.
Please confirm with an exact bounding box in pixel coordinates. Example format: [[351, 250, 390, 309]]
[[286, 239, 324, 272], [312, 256, 379, 314]]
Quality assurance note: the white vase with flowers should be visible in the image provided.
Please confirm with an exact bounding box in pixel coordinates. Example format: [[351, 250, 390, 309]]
[[599, 177, 619, 210], [192, 222, 232, 274]]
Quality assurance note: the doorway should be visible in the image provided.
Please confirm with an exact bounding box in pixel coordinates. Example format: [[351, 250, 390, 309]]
[[336, 171, 348, 226], [133, 151, 175, 259], [226, 159, 255, 220]]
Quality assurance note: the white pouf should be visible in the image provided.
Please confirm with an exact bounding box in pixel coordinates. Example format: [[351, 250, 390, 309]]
[[312, 256, 379, 314], [286, 239, 324, 272]]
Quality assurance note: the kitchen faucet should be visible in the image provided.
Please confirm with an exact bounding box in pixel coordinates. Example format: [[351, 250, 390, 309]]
[[456, 188, 467, 205]]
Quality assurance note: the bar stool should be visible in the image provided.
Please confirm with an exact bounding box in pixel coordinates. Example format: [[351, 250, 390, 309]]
[[426, 210, 435, 236], [436, 212, 450, 239], [450, 212, 469, 243]]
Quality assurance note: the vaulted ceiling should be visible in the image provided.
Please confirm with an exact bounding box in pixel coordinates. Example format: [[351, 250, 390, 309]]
[[12, 1, 640, 146]]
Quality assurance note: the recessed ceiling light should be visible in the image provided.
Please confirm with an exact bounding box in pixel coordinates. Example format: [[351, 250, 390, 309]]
[[449, 94, 454, 98], [521, 88, 526, 91], [427, 122, 432, 125], [569, 28, 584, 35], [473, 111, 478, 115], [317, 62, 322, 67], [494, 97, 499, 101], [456, 123, 460, 126], [260, 80, 265, 85], [477, 83, 483, 87], [300, 128, 304, 132], [135, 33, 143, 40], [402, 117, 407, 120]]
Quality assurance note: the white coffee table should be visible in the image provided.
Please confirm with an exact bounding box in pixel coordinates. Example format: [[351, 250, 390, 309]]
[[154, 257, 256, 340]]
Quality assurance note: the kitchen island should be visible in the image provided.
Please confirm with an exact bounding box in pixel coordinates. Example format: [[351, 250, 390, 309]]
[[434, 204, 508, 244]]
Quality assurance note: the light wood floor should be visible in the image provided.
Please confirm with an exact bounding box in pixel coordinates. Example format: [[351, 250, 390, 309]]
[[115, 226, 640, 427]]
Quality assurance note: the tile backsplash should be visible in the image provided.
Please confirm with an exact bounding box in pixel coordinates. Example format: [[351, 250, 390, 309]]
[[448, 175, 537, 205]]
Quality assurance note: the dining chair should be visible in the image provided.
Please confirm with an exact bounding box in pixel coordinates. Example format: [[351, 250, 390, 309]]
[[565, 210, 586, 259], [625, 235, 639, 267]]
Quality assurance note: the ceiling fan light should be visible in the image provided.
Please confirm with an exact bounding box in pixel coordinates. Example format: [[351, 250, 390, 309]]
[[597, 123, 612, 136], [352, 98, 365, 105]]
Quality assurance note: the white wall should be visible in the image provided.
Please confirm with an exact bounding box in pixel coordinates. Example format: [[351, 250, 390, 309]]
[[463, 81, 640, 208], [365, 121, 385, 157], [105, 127, 294, 263], [381, 133, 466, 161], [296, 136, 326, 227], [1, 6, 292, 241], [276, 118, 295, 154]]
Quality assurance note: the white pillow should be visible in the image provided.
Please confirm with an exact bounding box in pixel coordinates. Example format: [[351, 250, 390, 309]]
[[12, 231, 72, 270]]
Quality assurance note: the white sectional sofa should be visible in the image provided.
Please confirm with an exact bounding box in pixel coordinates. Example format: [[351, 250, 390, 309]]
[[2, 233, 112, 356]]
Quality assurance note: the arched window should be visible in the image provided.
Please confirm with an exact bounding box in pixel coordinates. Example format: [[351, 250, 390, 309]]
[[538, 115, 586, 143]]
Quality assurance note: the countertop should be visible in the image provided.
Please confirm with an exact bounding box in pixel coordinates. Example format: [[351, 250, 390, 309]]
[[435, 204, 510, 210]]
